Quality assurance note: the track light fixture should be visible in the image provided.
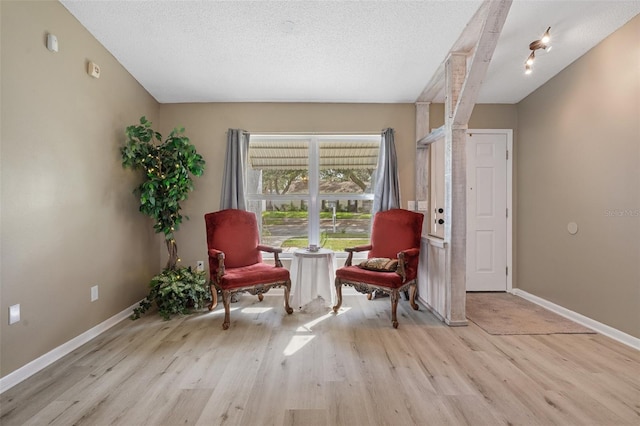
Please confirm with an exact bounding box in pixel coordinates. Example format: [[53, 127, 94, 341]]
[[541, 27, 551, 45], [526, 51, 535, 66], [525, 27, 551, 74]]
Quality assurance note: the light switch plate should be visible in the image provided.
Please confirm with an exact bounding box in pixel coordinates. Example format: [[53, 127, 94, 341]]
[[9, 304, 20, 325], [47, 34, 58, 52], [417, 201, 429, 211], [88, 61, 100, 78]]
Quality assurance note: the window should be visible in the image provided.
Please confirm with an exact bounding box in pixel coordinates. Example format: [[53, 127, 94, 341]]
[[246, 134, 380, 255]]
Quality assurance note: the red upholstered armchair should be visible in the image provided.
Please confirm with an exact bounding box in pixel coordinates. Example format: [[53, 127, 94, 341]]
[[333, 208, 424, 328], [204, 209, 293, 329]]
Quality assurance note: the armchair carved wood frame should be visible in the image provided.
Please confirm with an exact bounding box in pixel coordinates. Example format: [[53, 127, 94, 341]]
[[205, 209, 293, 330], [333, 209, 424, 328]]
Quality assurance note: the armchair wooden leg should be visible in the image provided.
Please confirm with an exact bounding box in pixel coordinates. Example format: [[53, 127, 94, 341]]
[[208, 283, 218, 311], [283, 280, 293, 314], [258, 294, 264, 302], [409, 283, 419, 311], [366, 292, 373, 300], [390, 290, 399, 329], [333, 279, 343, 313], [221, 290, 232, 330]]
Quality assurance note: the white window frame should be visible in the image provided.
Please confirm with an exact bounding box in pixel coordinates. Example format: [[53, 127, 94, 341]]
[[247, 134, 380, 256]]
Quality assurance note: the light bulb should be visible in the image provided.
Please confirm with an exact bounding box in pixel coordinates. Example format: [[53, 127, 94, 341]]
[[526, 52, 535, 66], [525, 64, 532, 75], [541, 27, 551, 45]]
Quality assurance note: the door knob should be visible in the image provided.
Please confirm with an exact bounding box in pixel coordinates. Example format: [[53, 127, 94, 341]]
[[438, 219, 445, 225]]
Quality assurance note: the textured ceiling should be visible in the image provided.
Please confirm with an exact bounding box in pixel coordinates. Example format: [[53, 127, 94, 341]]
[[478, 0, 640, 103], [60, 0, 640, 104]]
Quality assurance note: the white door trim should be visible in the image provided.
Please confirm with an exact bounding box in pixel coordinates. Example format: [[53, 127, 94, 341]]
[[466, 129, 513, 292]]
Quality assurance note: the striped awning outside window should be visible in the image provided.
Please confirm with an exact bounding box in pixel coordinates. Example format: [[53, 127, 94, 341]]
[[249, 140, 379, 170]]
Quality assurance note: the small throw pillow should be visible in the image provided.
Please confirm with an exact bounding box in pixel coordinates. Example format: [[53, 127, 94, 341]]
[[358, 257, 398, 272]]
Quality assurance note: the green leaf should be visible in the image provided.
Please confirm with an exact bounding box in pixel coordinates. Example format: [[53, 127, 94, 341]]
[[121, 117, 205, 259], [130, 267, 209, 320]]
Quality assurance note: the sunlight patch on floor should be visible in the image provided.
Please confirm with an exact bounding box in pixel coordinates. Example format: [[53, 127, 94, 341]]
[[283, 335, 315, 356], [285, 306, 353, 355], [296, 312, 332, 332], [191, 306, 239, 320], [241, 307, 274, 314], [296, 307, 352, 333]]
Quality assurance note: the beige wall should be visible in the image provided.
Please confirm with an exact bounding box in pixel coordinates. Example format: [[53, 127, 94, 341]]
[[516, 15, 640, 337], [158, 103, 416, 268], [1, 1, 161, 377], [429, 103, 518, 131]]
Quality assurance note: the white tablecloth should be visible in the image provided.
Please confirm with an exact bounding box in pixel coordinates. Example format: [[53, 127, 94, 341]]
[[290, 248, 336, 310]]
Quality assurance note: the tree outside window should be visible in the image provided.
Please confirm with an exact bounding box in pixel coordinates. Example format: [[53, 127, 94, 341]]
[[246, 135, 380, 254]]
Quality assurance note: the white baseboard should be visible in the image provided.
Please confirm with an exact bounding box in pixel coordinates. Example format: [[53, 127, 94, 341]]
[[0, 302, 139, 394], [511, 289, 640, 350], [418, 295, 446, 324]]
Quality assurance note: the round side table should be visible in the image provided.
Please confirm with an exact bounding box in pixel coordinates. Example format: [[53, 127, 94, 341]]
[[289, 248, 336, 310]]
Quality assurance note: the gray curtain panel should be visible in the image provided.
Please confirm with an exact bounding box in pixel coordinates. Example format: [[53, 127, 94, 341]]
[[372, 128, 400, 215], [220, 129, 250, 210]]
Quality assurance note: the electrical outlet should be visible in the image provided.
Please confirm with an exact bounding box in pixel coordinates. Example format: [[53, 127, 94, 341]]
[[9, 304, 20, 325], [91, 285, 99, 302], [196, 261, 205, 272]]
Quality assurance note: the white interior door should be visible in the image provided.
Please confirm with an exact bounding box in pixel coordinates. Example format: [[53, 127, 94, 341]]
[[466, 131, 510, 291]]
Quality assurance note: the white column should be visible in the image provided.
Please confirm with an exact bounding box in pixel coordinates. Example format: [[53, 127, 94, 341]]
[[415, 102, 431, 233], [444, 53, 468, 326]]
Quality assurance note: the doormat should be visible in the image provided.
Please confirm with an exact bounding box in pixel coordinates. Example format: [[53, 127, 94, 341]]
[[466, 292, 595, 335]]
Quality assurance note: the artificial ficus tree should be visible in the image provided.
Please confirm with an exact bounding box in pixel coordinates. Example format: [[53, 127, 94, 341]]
[[121, 116, 205, 270]]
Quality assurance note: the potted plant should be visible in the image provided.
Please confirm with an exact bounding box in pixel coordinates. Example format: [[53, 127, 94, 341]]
[[121, 116, 208, 319]]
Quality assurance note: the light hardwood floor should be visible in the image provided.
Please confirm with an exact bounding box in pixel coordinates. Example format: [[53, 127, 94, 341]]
[[1, 292, 639, 425]]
